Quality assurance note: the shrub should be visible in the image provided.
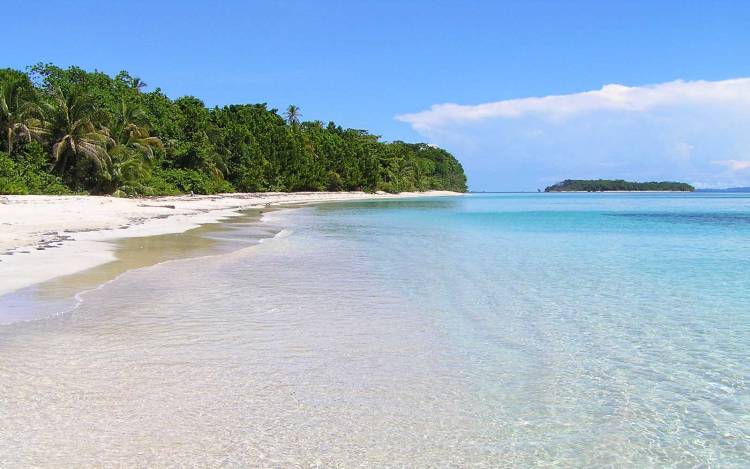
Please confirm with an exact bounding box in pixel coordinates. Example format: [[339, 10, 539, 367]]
[[157, 168, 235, 195], [0, 145, 71, 195], [326, 171, 344, 191]]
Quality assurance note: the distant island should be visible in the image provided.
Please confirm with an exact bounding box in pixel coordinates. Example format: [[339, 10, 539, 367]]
[[545, 179, 695, 192]]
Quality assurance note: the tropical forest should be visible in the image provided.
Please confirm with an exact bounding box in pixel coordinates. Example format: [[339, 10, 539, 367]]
[[0, 64, 467, 196]]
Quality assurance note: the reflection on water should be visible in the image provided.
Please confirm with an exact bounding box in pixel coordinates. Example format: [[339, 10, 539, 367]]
[[1, 194, 749, 467]]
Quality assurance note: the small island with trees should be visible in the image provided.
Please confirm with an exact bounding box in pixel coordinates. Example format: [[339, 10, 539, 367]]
[[544, 179, 695, 192]]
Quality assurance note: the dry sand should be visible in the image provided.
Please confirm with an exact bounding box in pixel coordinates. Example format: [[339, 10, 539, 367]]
[[0, 191, 459, 296]]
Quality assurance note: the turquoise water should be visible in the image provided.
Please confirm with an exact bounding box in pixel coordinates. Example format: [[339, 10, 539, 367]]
[[1, 193, 749, 466]]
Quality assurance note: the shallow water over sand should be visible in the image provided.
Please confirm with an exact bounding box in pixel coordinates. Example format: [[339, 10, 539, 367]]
[[1, 194, 749, 466], [0, 209, 277, 324]]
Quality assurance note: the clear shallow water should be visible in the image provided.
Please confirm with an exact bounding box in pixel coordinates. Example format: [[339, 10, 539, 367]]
[[1, 193, 749, 467]]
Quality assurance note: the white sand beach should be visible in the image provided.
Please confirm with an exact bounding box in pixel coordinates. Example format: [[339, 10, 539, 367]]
[[0, 191, 459, 296]]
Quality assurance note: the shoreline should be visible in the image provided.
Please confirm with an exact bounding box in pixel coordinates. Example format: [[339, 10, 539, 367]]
[[0, 208, 279, 325], [0, 191, 460, 297]]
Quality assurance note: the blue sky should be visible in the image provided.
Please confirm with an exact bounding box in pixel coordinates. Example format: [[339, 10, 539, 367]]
[[8, 1, 750, 190]]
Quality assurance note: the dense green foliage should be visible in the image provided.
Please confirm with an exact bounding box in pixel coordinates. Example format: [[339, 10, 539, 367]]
[[0, 64, 467, 196], [0, 143, 70, 195], [545, 179, 695, 192]]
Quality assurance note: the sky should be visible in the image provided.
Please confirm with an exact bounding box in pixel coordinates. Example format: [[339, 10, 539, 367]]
[[8, 0, 750, 190]]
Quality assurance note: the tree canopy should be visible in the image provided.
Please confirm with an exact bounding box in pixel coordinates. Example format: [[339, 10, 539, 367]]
[[0, 64, 467, 196]]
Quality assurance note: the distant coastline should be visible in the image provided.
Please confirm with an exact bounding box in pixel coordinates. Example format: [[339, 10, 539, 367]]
[[696, 187, 750, 193], [545, 179, 695, 192]]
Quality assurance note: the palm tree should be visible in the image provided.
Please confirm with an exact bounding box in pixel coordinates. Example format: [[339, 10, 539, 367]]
[[132, 77, 147, 94], [108, 144, 154, 195], [45, 87, 113, 177], [107, 100, 163, 159], [285, 104, 301, 125], [0, 77, 45, 154], [104, 100, 163, 194]]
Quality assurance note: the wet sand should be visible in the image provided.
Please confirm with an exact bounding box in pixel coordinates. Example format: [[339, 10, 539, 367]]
[[0, 207, 284, 324]]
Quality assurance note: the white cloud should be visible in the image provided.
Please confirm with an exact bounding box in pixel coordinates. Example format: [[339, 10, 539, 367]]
[[396, 78, 750, 190], [713, 160, 750, 171], [396, 78, 750, 130]]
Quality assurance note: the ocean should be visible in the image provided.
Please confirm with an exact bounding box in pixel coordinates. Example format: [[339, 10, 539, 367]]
[[1, 193, 749, 466]]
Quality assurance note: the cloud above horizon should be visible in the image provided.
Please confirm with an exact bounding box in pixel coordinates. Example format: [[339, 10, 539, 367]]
[[397, 79, 750, 190]]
